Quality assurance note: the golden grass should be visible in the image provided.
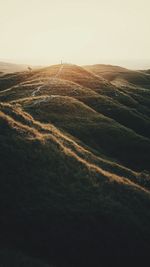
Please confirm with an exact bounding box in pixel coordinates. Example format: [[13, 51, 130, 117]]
[[0, 102, 149, 194]]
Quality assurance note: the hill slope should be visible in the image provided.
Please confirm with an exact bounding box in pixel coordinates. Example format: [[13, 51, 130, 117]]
[[0, 61, 30, 73], [0, 103, 150, 267], [84, 64, 150, 87], [0, 63, 150, 266]]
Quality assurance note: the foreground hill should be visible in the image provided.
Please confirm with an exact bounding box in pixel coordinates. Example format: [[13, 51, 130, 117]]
[[0, 103, 150, 267], [13, 95, 150, 171], [0, 63, 150, 266]]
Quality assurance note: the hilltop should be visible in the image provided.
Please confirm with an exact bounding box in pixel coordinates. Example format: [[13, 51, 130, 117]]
[[0, 62, 150, 266]]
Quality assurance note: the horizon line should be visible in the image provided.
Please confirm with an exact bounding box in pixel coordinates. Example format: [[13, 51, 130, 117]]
[[0, 58, 150, 70]]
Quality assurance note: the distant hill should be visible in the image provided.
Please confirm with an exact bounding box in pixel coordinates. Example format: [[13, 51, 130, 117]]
[[84, 64, 150, 87], [0, 63, 150, 266], [0, 61, 38, 74]]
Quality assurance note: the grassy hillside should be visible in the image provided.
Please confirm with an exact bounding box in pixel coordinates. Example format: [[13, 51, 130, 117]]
[[12, 96, 150, 171], [84, 64, 150, 87], [0, 103, 150, 266], [0, 63, 150, 266]]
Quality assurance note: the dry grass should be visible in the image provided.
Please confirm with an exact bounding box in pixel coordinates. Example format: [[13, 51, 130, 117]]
[[0, 63, 150, 266]]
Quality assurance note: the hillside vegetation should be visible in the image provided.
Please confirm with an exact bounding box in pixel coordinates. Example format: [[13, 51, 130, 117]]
[[0, 63, 150, 266]]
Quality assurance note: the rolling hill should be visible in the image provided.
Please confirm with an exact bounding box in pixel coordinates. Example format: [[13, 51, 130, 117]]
[[0, 62, 150, 267], [0, 61, 30, 74], [84, 64, 150, 87]]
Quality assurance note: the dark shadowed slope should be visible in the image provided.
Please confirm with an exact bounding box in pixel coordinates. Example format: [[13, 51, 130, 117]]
[[0, 103, 150, 267], [0, 63, 150, 266], [12, 95, 150, 171], [0, 249, 50, 267]]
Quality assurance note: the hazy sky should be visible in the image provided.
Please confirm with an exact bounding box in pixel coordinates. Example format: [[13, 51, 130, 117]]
[[0, 0, 150, 68]]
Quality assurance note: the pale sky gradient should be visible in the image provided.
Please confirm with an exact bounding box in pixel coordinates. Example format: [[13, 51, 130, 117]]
[[0, 0, 150, 68]]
